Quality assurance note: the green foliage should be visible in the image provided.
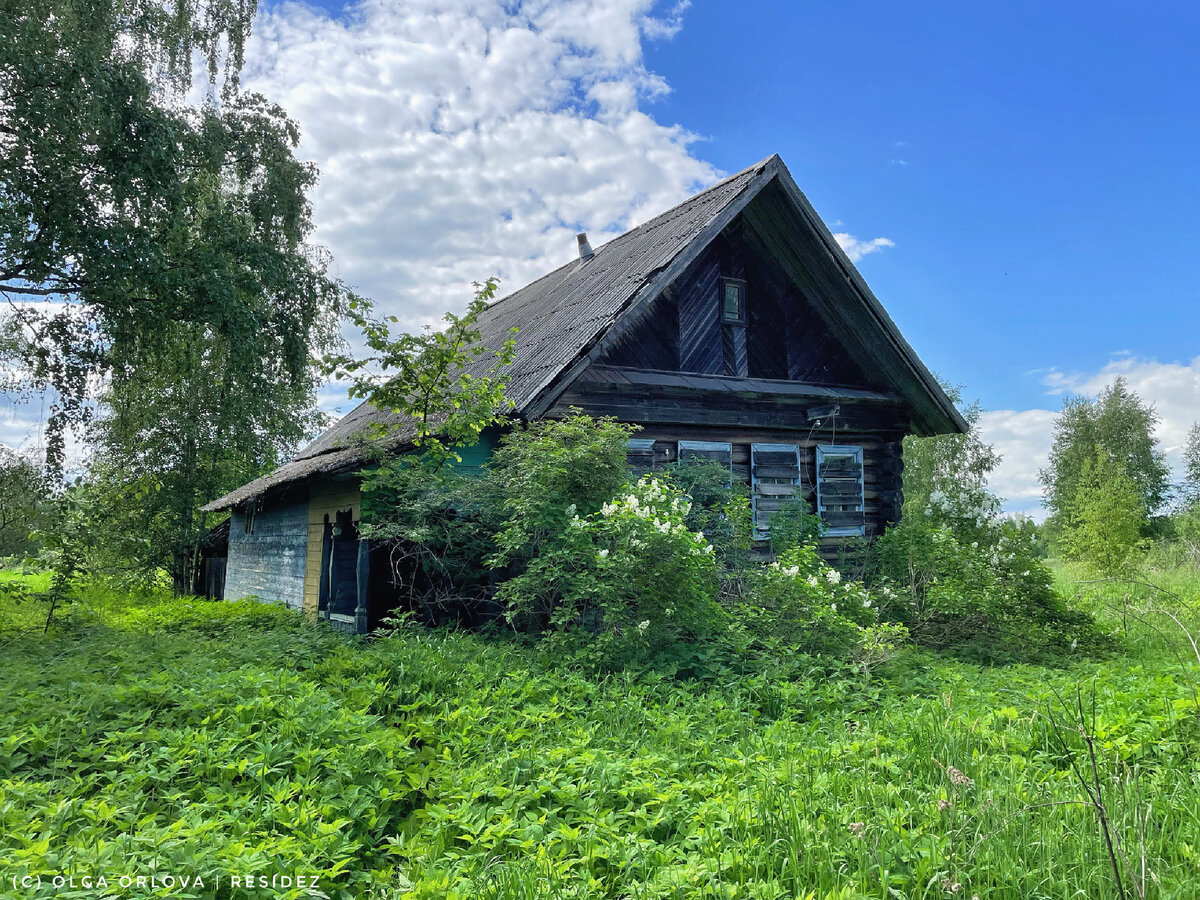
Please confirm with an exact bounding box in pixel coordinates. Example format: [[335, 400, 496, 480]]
[[362, 415, 886, 668], [0, 449, 49, 557], [1183, 422, 1200, 498], [84, 314, 337, 592], [735, 544, 883, 656], [663, 457, 754, 568], [326, 279, 516, 471], [881, 381, 1097, 659], [498, 476, 722, 664], [1172, 424, 1200, 560], [1041, 378, 1171, 535], [902, 386, 1002, 544], [1063, 448, 1149, 577], [0, 597, 429, 899], [2, 581, 1198, 898], [489, 413, 634, 575], [766, 497, 824, 556], [873, 517, 1106, 660], [359, 460, 503, 623], [2, 0, 350, 476]]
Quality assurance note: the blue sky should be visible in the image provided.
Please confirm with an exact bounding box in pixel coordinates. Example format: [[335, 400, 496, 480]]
[[643, 1, 1200, 409], [4, 0, 1197, 513]]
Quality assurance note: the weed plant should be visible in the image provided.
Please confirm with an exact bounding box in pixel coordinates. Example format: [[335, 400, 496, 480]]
[[1, 574, 1198, 898]]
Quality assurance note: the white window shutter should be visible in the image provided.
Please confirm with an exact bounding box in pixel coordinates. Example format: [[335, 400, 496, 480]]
[[750, 443, 801, 539], [815, 445, 865, 536]]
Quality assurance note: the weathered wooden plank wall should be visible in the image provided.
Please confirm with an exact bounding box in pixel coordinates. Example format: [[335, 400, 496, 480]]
[[676, 244, 725, 375], [226, 501, 308, 609], [620, 424, 903, 538]]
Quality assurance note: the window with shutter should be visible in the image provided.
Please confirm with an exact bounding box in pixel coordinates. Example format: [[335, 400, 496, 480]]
[[750, 443, 802, 539], [626, 438, 657, 475], [719, 277, 746, 325], [816, 445, 865, 536], [677, 440, 732, 484]]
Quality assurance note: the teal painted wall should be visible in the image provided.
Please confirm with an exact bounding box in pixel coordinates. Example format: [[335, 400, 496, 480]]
[[449, 426, 502, 470]]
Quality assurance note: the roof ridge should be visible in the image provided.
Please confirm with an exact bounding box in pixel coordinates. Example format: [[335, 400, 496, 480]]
[[484, 156, 775, 313]]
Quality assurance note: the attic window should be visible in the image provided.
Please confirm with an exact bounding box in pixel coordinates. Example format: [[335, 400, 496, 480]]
[[719, 277, 746, 325], [243, 505, 256, 535]]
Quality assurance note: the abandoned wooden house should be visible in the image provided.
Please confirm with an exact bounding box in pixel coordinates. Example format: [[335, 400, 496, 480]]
[[202, 154, 966, 632]]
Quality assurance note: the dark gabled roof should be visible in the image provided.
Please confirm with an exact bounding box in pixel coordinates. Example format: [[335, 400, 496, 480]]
[[204, 154, 964, 512]]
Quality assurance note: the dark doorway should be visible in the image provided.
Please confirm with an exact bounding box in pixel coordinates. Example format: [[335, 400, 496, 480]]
[[318, 508, 360, 619]]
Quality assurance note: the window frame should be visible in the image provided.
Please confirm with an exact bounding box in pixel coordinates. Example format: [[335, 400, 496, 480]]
[[676, 440, 733, 484], [626, 437, 657, 474], [750, 443, 802, 541]]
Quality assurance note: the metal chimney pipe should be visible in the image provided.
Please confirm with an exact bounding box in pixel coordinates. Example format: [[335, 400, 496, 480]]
[[576, 232, 594, 260]]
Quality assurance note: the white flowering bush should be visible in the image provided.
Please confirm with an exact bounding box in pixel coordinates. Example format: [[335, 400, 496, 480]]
[[737, 544, 880, 655], [496, 476, 722, 660]]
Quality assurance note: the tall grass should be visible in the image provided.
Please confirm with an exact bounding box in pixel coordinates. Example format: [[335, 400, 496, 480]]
[[0, 570, 1197, 899]]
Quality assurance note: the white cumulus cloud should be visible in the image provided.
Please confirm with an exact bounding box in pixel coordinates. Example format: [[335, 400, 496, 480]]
[[239, 0, 722, 347], [833, 233, 895, 262]]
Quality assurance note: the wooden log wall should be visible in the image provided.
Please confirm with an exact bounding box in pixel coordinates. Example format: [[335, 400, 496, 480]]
[[629, 425, 904, 545], [549, 380, 906, 550]]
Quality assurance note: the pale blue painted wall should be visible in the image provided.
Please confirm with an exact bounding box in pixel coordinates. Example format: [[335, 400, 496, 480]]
[[226, 501, 308, 610]]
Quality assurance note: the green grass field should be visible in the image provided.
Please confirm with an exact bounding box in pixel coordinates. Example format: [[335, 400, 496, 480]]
[[1, 568, 1198, 899]]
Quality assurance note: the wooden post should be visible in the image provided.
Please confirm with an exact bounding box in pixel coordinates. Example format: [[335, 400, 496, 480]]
[[354, 536, 370, 635], [317, 518, 332, 620]]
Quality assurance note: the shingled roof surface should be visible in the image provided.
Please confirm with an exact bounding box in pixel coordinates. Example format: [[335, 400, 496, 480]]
[[203, 159, 770, 511]]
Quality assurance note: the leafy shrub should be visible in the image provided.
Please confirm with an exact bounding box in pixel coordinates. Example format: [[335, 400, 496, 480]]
[[360, 461, 502, 623], [734, 543, 882, 656], [662, 457, 753, 570], [489, 412, 634, 575], [767, 497, 824, 556], [496, 476, 722, 663], [873, 517, 1106, 660], [1062, 448, 1148, 576]]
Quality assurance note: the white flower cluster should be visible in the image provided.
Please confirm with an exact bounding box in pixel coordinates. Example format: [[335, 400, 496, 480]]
[[769, 551, 874, 616], [593, 477, 714, 559]]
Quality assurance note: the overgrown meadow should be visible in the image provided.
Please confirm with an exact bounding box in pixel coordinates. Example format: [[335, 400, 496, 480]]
[[1, 566, 1197, 900]]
